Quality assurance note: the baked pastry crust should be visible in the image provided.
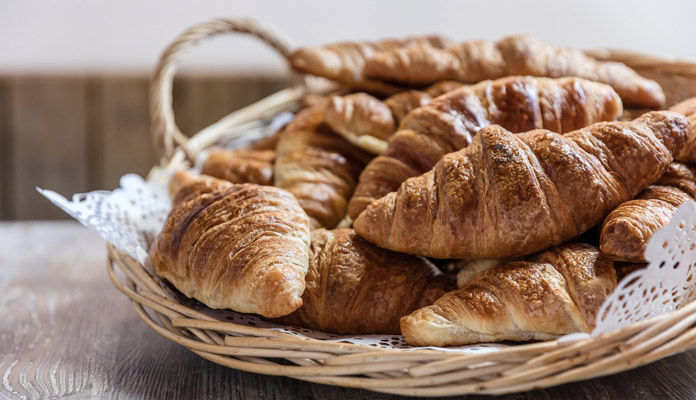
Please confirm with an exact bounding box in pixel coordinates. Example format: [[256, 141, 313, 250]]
[[364, 34, 665, 108], [290, 35, 452, 94], [151, 173, 311, 318], [600, 163, 696, 262], [168, 170, 232, 208], [275, 228, 455, 334], [324, 81, 464, 154], [670, 97, 696, 163], [400, 244, 616, 346], [274, 106, 373, 229], [201, 148, 275, 186], [348, 76, 623, 220], [354, 111, 690, 259]]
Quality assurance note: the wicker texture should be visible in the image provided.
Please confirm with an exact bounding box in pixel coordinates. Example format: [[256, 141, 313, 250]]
[[107, 17, 696, 396]]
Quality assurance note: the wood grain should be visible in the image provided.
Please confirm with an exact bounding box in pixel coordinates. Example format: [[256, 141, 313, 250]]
[[9, 77, 88, 220], [189, 76, 261, 134], [84, 77, 104, 190], [175, 75, 290, 137], [258, 75, 291, 96], [100, 77, 155, 190], [0, 79, 9, 219], [1, 221, 696, 400], [0, 74, 289, 220]]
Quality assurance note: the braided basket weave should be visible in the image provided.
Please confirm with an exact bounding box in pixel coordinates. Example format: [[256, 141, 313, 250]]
[[107, 17, 696, 396]]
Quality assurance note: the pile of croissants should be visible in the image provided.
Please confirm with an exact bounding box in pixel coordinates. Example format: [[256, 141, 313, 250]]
[[150, 34, 696, 347]]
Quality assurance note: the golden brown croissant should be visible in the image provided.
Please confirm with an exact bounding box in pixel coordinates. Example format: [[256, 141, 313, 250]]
[[151, 178, 311, 318], [654, 161, 696, 198], [354, 111, 690, 259], [275, 228, 455, 334], [347, 76, 623, 219], [455, 260, 507, 288], [600, 163, 696, 262], [201, 148, 275, 186], [670, 97, 696, 163], [325, 93, 396, 154], [169, 170, 232, 208], [363, 34, 665, 108], [290, 35, 452, 94], [274, 106, 373, 229], [382, 80, 465, 122], [324, 81, 463, 154], [400, 243, 616, 346]]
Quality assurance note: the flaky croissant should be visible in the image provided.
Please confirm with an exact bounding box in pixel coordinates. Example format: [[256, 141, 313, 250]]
[[151, 175, 311, 318], [363, 34, 665, 108], [670, 97, 696, 163], [275, 228, 455, 334], [400, 243, 616, 346], [600, 163, 696, 262], [347, 76, 623, 220], [325, 81, 463, 154], [325, 93, 396, 154], [455, 260, 507, 288], [169, 170, 232, 208], [274, 106, 373, 229], [290, 35, 452, 94], [201, 148, 275, 186], [390, 81, 465, 119], [354, 111, 691, 259]]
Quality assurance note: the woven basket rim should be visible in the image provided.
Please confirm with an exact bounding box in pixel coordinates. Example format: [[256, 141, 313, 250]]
[[110, 16, 696, 396], [107, 242, 696, 396]]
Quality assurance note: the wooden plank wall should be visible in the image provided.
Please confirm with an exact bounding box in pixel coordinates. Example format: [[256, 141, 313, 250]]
[[0, 75, 289, 220]]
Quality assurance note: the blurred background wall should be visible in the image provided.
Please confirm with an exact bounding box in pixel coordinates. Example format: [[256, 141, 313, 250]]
[[1, 0, 696, 219]]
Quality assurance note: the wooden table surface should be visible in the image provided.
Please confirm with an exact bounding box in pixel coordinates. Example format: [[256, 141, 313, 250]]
[[2, 221, 696, 400]]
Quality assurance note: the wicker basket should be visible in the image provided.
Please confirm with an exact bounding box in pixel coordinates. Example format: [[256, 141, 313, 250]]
[[107, 17, 696, 396]]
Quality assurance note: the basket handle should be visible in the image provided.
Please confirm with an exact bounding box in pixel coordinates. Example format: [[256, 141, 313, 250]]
[[151, 17, 299, 164]]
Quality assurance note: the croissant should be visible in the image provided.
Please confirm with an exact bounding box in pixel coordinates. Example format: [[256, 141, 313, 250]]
[[151, 176, 311, 318], [354, 111, 691, 259], [455, 260, 507, 288], [400, 243, 617, 346], [200, 148, 275, 186], [600, 163, 696, 262], [363, 34, 665, 108], [290, 35, 452, 94], [347, 76, 623, 219], [274, 106, 373, 229], [325, 81, 463, 154], [670, 97, 696, 163], [275, 228, 455, 334], [390, 80, 465, 120], [325, 93, 396, 154], [169, 170, 232, 207]]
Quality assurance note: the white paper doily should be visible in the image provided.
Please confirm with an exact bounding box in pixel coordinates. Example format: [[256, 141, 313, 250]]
[[38, 176, 696, 351], [38, 174, 170, 265], [593, 200, 696, 335]]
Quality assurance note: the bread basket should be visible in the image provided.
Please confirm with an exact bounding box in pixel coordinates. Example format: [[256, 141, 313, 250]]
[[106, 17, 696, 396]]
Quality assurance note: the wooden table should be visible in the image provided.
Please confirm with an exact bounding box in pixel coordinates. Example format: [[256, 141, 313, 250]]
[[2, 221, 696, 400]]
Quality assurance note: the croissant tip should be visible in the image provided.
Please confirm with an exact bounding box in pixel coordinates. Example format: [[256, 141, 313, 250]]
[[600, 219, 646, 262], [399, 313, 424, 347], [352, 212, 367, 234], [262, 297, 304, 319]]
